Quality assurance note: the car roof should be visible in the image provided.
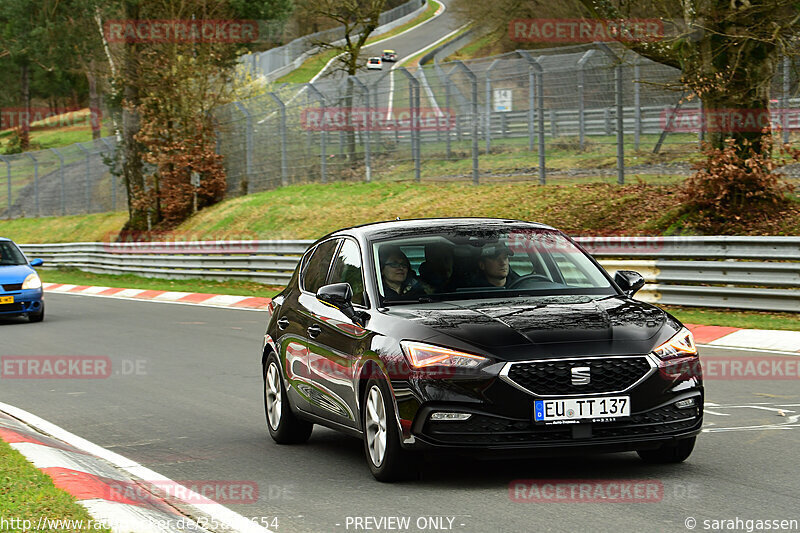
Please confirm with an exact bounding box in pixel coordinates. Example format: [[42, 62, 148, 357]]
[[383, 49, 395, 52], [323, 217, 555, 242], [0, 237, 12, 242], [369, 57, 381, 60]]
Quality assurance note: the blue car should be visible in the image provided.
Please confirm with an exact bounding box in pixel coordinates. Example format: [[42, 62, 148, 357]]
[[0, 237, 45, 322]]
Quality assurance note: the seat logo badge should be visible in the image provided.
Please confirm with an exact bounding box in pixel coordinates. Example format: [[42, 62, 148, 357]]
[[571, 366, 591, 386]]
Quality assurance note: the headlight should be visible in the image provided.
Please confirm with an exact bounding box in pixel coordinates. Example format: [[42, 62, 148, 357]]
[[400, 341, 488, 369], [22, 273, 42, 290], [652, 327, 697, 360]]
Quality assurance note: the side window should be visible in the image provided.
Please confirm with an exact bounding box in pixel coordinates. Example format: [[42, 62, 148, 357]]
[[329, 239, 366, 306], [302, 239, 340, 294]]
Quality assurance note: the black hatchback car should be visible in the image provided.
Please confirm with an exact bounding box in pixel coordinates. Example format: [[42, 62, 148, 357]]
[[261, 219, 703, 481]]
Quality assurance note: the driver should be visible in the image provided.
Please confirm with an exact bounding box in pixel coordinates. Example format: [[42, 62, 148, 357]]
[[472, 243, 520, 288]]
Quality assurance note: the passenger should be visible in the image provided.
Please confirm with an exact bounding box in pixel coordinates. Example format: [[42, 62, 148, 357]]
[[378, 245, 424, 300], [472, 243, 520, 288], [419, 242, 455, 293]]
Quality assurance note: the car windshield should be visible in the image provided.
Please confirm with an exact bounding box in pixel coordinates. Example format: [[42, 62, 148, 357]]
[[371, 227, 615, 303], [0, 241, 28, 266]]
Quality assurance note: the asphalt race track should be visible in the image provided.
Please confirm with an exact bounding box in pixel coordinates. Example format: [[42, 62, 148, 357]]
[[1, 293, 799, 533]]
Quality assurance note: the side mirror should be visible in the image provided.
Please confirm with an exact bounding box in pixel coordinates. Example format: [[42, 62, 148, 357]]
[[30, 258, 44, 267], [316, 283, 365, 326], [614, 270, 645, 297]]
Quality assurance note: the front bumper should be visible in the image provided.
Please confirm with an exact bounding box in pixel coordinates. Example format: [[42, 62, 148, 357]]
[[392, 355, 704, 453], [408, 393, 702, 452], [0, 289, 43, 316]]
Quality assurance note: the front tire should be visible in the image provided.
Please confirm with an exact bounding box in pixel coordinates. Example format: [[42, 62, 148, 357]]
[[28, 302, 44, 323], [362, 378, 414, 482], [637, 436, 696, 464], [264, 354, 313, 444]]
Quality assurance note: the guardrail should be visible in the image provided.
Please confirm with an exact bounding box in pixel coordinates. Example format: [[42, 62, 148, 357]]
[[20, 236, 800, 312]]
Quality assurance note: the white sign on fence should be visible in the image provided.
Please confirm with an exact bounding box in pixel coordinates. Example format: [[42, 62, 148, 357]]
[[494, 89, 512, 112]]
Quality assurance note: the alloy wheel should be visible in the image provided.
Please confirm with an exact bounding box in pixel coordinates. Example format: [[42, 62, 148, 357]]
[[365, 385, 388, 467]]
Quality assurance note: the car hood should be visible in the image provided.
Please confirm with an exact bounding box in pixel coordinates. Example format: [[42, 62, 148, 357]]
[[383, 295, 677, 360], [0, 264, 34, 284]]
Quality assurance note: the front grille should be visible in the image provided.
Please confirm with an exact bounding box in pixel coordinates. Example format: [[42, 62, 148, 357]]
[[0, 303, 24, 312], [2, 283, 23, 291], [505, 356, 652, 396], [423, 403, 700, 445]]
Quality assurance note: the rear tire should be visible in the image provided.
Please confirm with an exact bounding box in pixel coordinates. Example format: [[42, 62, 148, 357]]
[[362, 377, 415, 482], [264, 353, 313, 444], [28, 302, 44, 323], [637, 436, 696, 464]]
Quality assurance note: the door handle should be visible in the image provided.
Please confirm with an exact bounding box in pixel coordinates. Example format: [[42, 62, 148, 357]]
[[307, 324, 322, 338], [277, 317, 290, 330]]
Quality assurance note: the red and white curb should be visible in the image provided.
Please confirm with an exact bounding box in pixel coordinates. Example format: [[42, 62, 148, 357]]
[[42, 283, 272, 311], [686, 324, 800, 353], [0, 403, 272, 533]]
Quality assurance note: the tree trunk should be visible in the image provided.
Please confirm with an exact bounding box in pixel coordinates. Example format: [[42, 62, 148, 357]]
[[87, 58, 102, 140], [19, 63, 31, 151], [121, 1, 148, 230]]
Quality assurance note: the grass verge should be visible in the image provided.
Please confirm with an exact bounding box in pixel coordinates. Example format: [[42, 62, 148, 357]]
[[4, 181, 800, 244], [41, 267, 283, 298], [0, 439, 111, 532], [660, 306, 800, 332]]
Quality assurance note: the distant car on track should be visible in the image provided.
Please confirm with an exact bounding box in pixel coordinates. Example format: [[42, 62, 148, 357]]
[[260, 218, 703, 481], [366, 57, 383, 70], [0, 238, 44, 322], [381, 49, 397, 62]]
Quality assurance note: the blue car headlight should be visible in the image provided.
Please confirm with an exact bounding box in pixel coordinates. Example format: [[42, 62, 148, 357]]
[[22, 273, 42, 290]]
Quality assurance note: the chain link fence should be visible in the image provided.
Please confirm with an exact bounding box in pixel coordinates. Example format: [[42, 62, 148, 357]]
[[2, 44, 798, 219], [0, 137, 123, 219], [216, 43, 800, 196]]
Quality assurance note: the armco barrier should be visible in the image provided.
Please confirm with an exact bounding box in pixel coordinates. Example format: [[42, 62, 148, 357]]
[[19, 236, 800, 312]]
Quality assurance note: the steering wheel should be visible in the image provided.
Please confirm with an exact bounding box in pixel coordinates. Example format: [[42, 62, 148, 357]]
[[507, 274, 551, 289]]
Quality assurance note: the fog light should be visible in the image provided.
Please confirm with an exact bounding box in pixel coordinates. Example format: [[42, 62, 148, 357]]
[[430, 412, 471, 421], [675, 398, 696, 409]]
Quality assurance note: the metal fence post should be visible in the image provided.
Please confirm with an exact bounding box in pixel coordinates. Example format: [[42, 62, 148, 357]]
[[306, 82, 327, 183], [444, 72, 453, 158], [577, 49, 596, 151], [268, 92, 289, 187], [595, 42, 624, 185], [0, 155, 10, 219], [25, 153, 39, 217], [50, 148, 66, 215], [485, 59, 501, 153], [76, 144, 92, 213], [633, 54, 642, 151], [450, 61, 479, 185], [398, 67, 421, 182], [518, 51, 545, 184], [783, 56, 791, 145], [351, 76, 372, 182], [99, 137, 117, 210], [233, 102, 254, 194]]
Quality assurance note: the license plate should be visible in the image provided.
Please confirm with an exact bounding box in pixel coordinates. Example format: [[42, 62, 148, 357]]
[[534, 396, 630, 423], [0, 296, 13, 304]]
